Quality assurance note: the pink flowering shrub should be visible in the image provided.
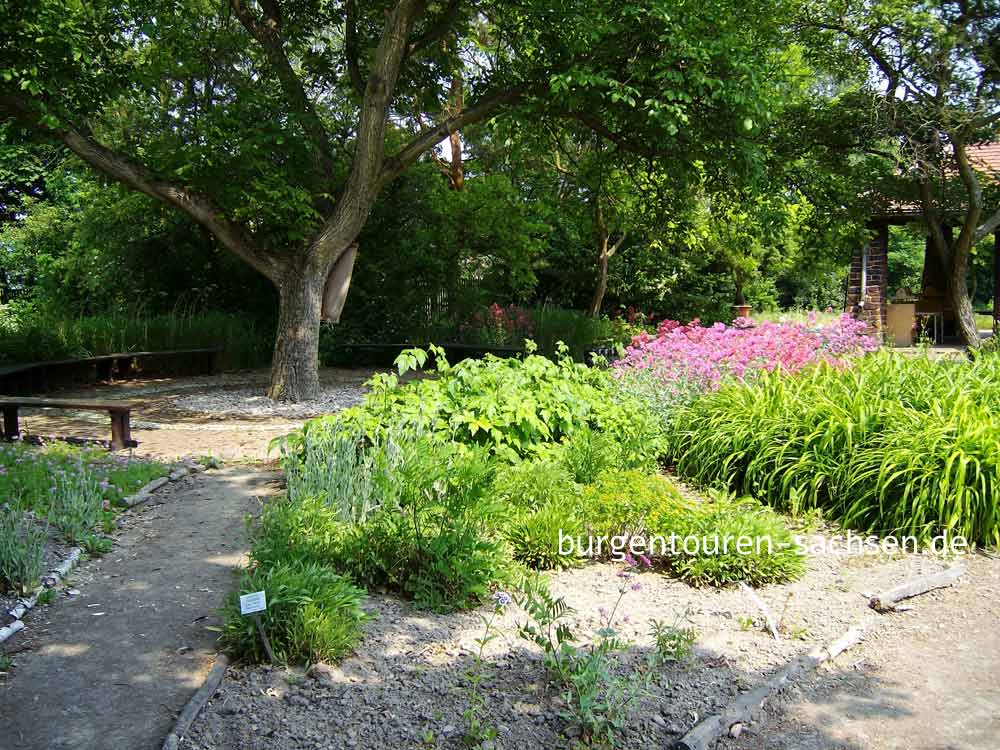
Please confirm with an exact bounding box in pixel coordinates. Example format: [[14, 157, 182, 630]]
[[461, 303, 534, 346], [613, 313, 878, 399]]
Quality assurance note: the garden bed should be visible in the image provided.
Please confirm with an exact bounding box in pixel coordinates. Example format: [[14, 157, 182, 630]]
[[184, 541, 960, 750], [0, 441, 170, 628]]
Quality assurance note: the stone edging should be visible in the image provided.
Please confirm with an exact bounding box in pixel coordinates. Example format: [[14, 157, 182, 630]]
[[0, 462, 203, 646], [161, 654, 230, 750]]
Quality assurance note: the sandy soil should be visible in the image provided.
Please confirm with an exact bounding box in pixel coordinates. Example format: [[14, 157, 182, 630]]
[[9, 367, 375, 463], [182, 545, 997, 750]]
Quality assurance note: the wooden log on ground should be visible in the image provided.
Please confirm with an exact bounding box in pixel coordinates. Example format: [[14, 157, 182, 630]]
[[161, 654, 229, 750], [869, 565, 965, 612], [671, 625, 867, 750]]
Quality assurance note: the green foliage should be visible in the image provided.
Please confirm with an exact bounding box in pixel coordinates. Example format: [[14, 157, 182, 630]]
[[556, 426, 618, 484], [649, 617, 698, 665], [579, 472, 805, 586], [579, 470, 689, 543], [219, 560, 366, 665], [663, 496, 806, 587], [516, 575, 650, 746], [0, 505, 46, 595], [492, 460, 582, 570], [669, 352, 1000, 546], [506, 498, 583, 571], [81, 533, 114, 557], [266, 430, 512, 613], [328, 346, 664, 464], [46, 465, 105, 544], [0, 303, 271, 368]]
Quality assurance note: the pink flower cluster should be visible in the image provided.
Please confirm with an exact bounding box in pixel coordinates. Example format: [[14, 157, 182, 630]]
[[614, 313, 878, 393], [462, 303, 534, 343]]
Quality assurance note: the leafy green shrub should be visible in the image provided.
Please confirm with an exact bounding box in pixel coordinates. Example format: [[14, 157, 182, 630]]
[[491, 459, 582, 570], [263, 434, 512, 612], [0, 506, 46, 594], [318, 345, 664, 464], [669, 352, 1000, 545], [579, 470, 690, 542], [577, 472, 804, 587], [219, 560, 366, 664], [506, 498, 583, 570], [662, 496, 806, 587], [556, 426, 617, 484]]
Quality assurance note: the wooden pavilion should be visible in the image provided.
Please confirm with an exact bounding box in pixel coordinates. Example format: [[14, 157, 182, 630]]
[[846, 143, 1000, 345]]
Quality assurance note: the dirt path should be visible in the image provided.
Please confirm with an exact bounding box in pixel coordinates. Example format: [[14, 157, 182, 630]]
[[0, 467, 280, 750], [720, 554, 1000, 750]]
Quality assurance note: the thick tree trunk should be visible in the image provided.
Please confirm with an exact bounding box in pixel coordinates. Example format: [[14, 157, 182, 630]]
[[268, 260, 325, 401], [947, 259, 981, 348]]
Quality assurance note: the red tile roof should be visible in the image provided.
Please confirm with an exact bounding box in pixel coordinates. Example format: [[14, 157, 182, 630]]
[[968, 142, 1000, 177]]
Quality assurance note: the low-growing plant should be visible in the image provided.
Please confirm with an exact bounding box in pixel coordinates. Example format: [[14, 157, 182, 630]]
[[579, 470, 690, 545], [648, 615, 697, 665], [491, 459, 582, 570], [47, 466, 104, 544], [662, 496, 807, 587], [0, 505, 46, 594], [506, 498, 583, 570], [558, 427, 616, 485], [219, 560, 366, 664], [81, 534, 115, 557], [262, 436, 512, 613], [516, 571, 651, 747], [461, 591, 511, 746]]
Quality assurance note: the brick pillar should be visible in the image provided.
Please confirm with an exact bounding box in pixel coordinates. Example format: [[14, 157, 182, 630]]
[[845, 223, 888, 335]]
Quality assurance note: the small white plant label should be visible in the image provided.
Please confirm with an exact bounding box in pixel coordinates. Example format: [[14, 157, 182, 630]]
[[239, 591, 267, 615]]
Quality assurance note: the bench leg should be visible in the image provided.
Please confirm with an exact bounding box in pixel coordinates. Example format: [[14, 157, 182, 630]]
[[2, 407, 19, 440], [109, 412, 132, 451]]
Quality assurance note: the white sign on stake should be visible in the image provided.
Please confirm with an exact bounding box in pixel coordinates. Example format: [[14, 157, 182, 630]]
[[239, 591, 267, 615]]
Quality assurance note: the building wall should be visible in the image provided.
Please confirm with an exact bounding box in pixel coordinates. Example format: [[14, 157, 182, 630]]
[[845, 224, 888, 335]]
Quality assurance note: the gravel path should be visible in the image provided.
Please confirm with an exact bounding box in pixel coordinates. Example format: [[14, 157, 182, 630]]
[[0, 468, 280, 750], [172, 386, 366, 419]]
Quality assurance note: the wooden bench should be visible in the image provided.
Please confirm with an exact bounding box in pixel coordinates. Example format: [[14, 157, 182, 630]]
[[0, 397, 138, 450]]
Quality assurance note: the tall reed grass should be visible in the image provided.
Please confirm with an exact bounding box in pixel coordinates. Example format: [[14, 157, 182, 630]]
[[668, 351, 1000, 546], [0, 306, 273, 368]]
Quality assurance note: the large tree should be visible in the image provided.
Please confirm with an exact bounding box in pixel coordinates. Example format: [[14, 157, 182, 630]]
[[2, 0, 787, 399], [802, 0, 1000, 346]]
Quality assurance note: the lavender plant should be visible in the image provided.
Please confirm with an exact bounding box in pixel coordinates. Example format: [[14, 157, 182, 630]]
[[0, 505, 46, 594], [47, 462, 104, 543]]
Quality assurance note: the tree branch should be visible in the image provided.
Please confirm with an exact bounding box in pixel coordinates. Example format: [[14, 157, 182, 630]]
[[951, 137, 983, 253], [230, 0, 334, 179], [564, 111, 658, 158], [380, 85, 525, 186], [344, 0, 365, 96], [406, 0, 461, 57]]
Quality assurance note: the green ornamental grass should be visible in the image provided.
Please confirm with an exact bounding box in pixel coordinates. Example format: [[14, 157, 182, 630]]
[[669, 351, 1000, 546]]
